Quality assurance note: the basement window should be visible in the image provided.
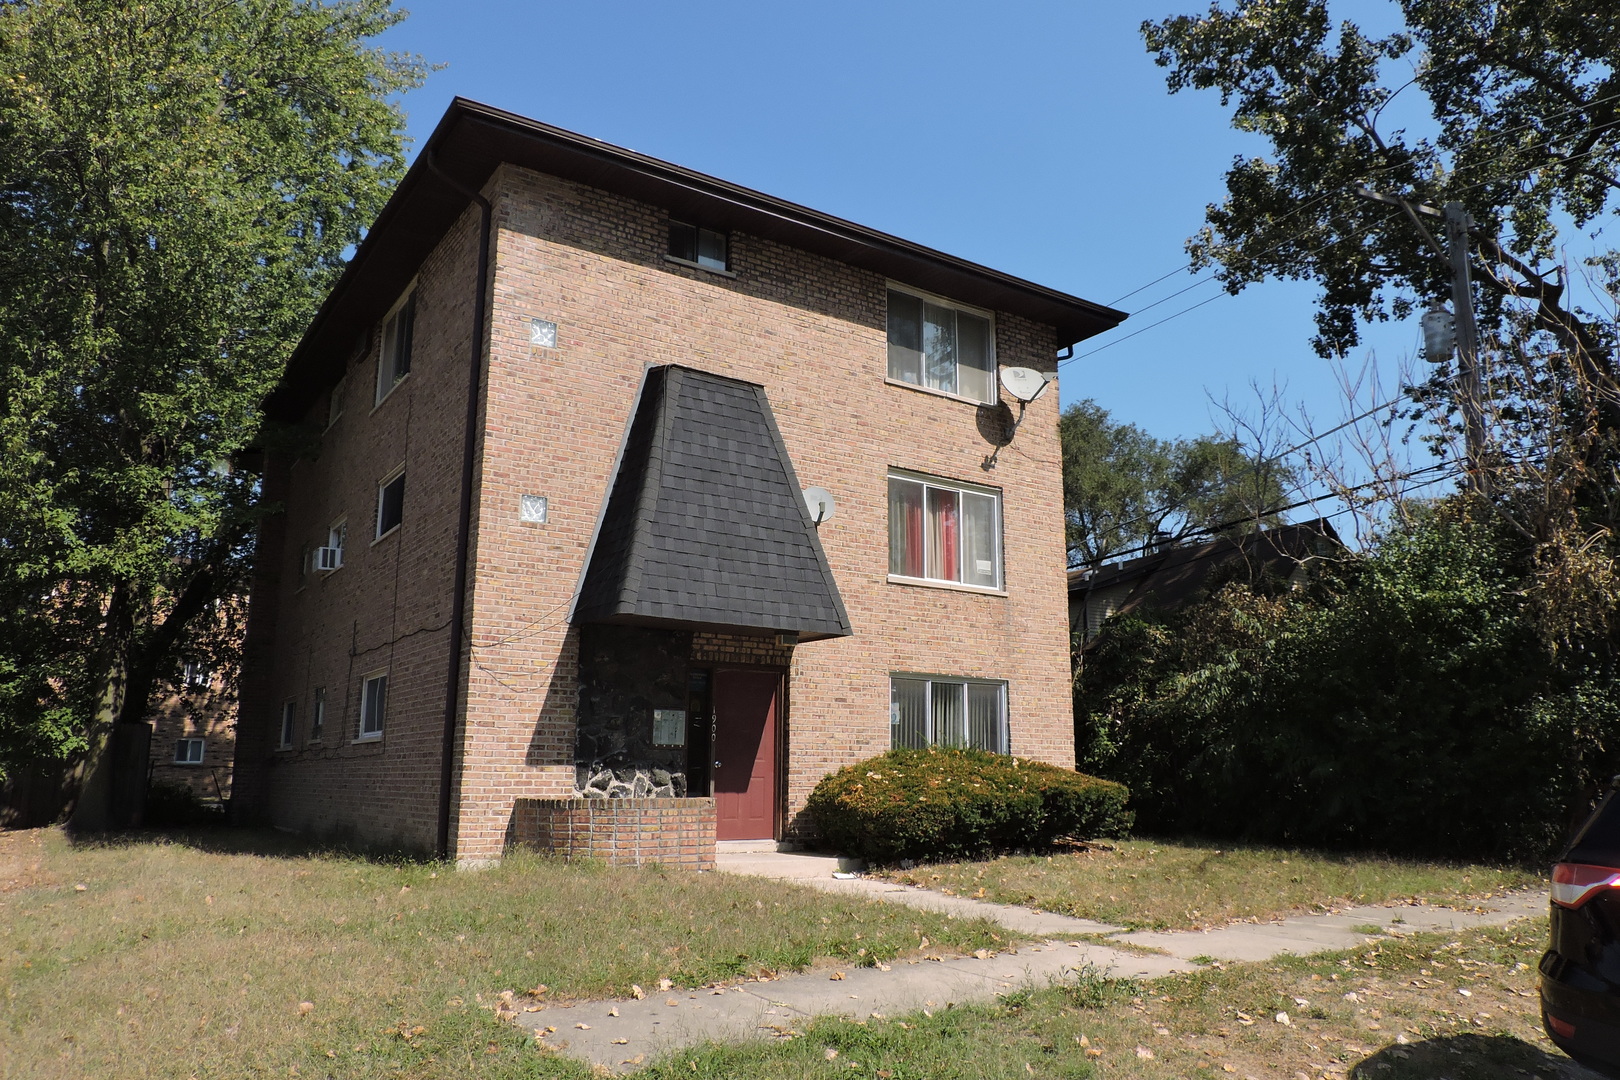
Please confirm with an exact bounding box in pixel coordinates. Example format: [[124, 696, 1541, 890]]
[[278, 701, 296, 750], [890, 676, 1007, 753], [174, 738, 205, 765], [667, 221, 730, 272]]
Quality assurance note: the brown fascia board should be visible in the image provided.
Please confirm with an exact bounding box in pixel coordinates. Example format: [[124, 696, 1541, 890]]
[[262, 97, 1127, 423]]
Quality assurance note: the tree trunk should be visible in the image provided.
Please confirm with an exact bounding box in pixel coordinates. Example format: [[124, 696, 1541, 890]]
[[68, 583, 134, 831]]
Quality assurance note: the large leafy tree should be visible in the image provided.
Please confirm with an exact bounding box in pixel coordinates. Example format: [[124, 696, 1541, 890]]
[[1143, 0, 1620, 367], [1060, 399, 1294, 569], [0, 0, 423, 823]]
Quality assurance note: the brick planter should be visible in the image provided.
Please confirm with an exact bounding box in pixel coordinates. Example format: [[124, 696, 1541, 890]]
[[510, 797, 716, 870]]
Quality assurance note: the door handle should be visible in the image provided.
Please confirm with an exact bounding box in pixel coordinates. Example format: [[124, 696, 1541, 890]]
[[714, 760, 722, 768]]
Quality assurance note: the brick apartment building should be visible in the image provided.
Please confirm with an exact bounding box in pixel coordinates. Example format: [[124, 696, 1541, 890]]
[[232, 99, 1125, 865]]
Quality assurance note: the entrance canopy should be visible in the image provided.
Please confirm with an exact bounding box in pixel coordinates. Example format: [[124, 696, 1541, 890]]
[[574, 365, 852, 642]]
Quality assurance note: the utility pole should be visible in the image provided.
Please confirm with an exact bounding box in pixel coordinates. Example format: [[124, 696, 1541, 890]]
[[1444, 202, 1489, 495], [1355, 187, 1490, 494]]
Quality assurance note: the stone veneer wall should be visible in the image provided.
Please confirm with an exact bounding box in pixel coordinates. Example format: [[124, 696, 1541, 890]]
[[510, 796, 715, 870]]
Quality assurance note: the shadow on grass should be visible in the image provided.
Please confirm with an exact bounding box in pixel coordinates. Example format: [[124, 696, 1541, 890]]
[[1350, 1033, 1606, 1079], [63, 823, 438, 866]]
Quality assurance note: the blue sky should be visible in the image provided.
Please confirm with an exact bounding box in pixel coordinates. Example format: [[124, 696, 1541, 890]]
[[377, 1, 1424, 462]]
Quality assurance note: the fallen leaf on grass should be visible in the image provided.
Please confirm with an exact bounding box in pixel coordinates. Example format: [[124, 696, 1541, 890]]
[[630, 985, 645, 1000], [658, 978, 673, 991], [1275, 1012, 1291, 1025], [297, 1002, 314, 1016], [824, 1049, 839, 1060], [1136, 1046, 1155, 1060], [621, 1055, 644, 1065]]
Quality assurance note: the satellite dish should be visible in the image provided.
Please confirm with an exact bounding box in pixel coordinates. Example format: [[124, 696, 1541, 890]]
[[802, 486, 836, 525], [999, 366, 1051, 403]]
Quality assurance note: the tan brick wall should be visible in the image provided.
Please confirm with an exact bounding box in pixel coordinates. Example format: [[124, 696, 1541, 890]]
[[245, 162, 1075, 861], [146, 676, 235, 802], [455, 164, 1074, 859], [236, 199, 492, 854], [511, 797, 715, 870]]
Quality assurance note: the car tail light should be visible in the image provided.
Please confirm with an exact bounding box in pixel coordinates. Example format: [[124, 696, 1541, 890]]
[[1547, 1012, 1577, 1039], [1552, 862, 1620, 908]]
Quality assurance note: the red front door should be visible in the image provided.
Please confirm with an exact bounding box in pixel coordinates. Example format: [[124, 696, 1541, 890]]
[[712, 670, 780, 841]]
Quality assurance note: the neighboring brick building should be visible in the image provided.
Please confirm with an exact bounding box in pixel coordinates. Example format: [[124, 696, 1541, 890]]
[[233, 99, 1125, 865], [147, 660, 236, 804]]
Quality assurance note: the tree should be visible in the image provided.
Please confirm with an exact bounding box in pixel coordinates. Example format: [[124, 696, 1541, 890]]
[[1142, 0, 1620, 369], [1060, 399, 1294, 568], [0, 0, 424, 825]]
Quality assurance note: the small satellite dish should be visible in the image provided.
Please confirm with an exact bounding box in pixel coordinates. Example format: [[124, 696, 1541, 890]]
[[802, 486, 836, 525], [999, 366, 1051, 403]]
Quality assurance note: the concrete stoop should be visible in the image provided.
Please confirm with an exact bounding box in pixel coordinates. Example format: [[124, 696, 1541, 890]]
[[514, 850, 1549, 1074]]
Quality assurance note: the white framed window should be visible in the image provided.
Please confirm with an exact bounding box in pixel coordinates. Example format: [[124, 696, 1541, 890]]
[[888, 471, 1002, 590], [317, 517, 346, 572], [310, 687, 325, 743], [278, 700, 296, 750], [326, 376, 347, 429], [174, 738, 205, 765], [358, 671, 387, 741], [375, 468, 405, 540], [181, 660, 211, 689], [890, 675, 1007, 753], [886, 286, 996, 403], [375, 289, 416, 405], [667, 220, 729, 272]]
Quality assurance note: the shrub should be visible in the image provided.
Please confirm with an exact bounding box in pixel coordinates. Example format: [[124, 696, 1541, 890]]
[[144, 781, 226, 828], [805, 748, 1131, 863]]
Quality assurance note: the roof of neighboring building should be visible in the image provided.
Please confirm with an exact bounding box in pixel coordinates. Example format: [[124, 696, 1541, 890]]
[[1067, 518, 1344, 620], [573, 365, 852, 641], [262, 98, 1126, 424]]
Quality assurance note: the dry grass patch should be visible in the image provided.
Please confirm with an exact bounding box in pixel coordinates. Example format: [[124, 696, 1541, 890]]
[[0, 827, 1014, 1080], [876, 839, 1540, 930], [640, 921, 1574, 1079]]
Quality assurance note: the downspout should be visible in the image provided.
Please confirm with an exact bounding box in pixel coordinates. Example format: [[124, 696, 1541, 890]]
[[423, 151, 492, 862]]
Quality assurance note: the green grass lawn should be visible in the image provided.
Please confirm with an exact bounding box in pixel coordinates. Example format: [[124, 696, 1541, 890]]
[[640, 921, 1565, 1080], [0, 827, 1013, 1080], [875, 839, 1543, 931]]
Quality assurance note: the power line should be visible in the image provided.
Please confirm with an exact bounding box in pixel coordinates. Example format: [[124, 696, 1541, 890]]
[[1069, 458, 1457, 571], [1075, 100, 1620, 363]]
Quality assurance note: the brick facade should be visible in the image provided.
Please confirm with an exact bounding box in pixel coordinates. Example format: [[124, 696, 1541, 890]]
[[510, 797, 715, 870], [235, 111, 1088, 864]]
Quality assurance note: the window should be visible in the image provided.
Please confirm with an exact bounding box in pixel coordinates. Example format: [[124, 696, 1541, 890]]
[[181, 661, 211, 689], [886, 287, 995, 403], [310, 687, 325, 742], [318, 517, 346, 572], [891, 676, 1007, 753], [376, 290, 416, 404], [667, 220, 729, 272], [359, 672, 387, 740], [326, 376, 346, 429], [376, 469, 405, 539], [888, 472, 1002, 589], [174, 738, 205, 765], [278, 700, 296, 750]]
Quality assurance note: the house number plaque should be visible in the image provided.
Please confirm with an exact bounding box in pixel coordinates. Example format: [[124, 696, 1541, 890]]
[[652, 708, 686, 747]]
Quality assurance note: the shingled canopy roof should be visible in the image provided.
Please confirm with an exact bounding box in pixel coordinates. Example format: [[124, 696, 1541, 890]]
[[574, 366, 851, 642]]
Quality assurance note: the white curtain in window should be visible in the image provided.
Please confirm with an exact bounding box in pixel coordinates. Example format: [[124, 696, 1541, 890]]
[[891, 678, 927, 749], [922, 302, 958, 394], [967, 683, 1004, 752], [956, 312, 993, 403], [961, 492, 998, 588], [931, 681, 966, 747]]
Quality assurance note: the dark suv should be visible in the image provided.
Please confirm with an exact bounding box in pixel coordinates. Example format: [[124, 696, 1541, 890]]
[[1542, 785, 1620, 1077]]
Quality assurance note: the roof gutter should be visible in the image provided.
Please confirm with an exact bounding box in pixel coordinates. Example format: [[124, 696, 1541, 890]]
[[422, 150, 492, 863]]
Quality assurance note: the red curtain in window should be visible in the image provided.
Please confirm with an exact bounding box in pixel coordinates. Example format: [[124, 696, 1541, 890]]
[[927, 487, 959, 581]]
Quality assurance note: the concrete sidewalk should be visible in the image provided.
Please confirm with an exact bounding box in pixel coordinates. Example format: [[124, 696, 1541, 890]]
[[515, 849, 1547, 1073]]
